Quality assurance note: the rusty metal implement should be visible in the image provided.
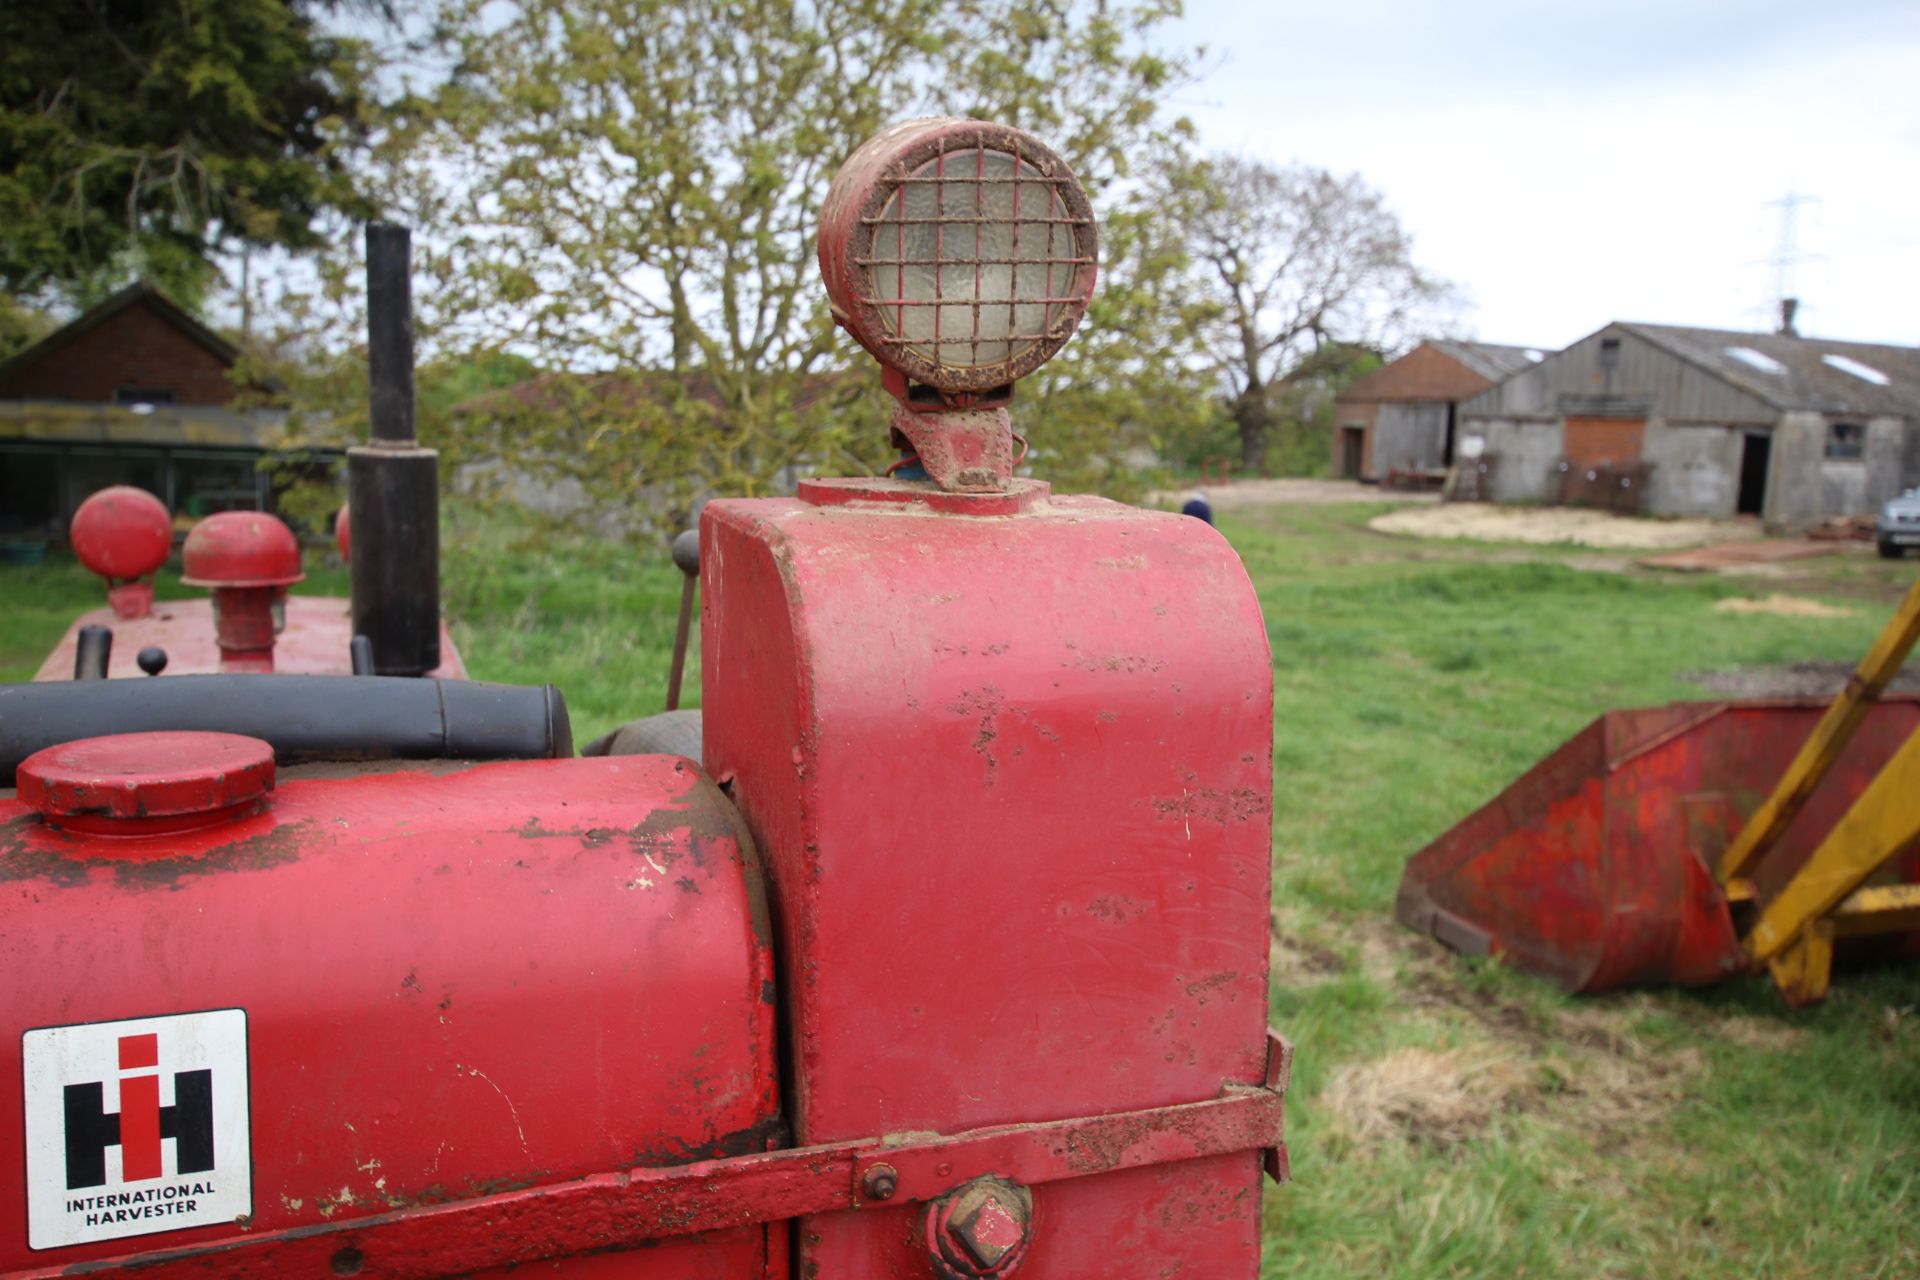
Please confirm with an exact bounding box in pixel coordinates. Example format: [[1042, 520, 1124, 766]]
[[1399, 573, 1920, 1004]]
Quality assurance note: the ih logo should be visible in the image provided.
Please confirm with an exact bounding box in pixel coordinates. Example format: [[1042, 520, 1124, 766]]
[[63, 1032, 216, 1189], [22, 1010, 252, 1251]]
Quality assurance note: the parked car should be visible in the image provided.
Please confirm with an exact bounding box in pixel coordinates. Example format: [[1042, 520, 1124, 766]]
[[1880, 487, 1920, 558]]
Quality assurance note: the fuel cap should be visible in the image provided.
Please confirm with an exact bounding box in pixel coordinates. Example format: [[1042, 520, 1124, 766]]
[[17, 732, 275, 835]]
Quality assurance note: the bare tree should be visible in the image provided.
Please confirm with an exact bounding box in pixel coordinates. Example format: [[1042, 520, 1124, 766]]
[[1184, 155, 1452, 473]]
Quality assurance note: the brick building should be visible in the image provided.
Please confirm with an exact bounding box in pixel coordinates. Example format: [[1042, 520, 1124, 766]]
[[0, 284, 337, 539], [1332, 340, 1544, 481]]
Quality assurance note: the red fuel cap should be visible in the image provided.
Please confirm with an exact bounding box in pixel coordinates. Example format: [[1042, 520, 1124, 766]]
[[18, 732, 276, 835]]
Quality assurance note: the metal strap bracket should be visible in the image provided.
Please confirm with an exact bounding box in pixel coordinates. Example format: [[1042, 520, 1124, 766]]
[[19, 1032, 1292, 1280]]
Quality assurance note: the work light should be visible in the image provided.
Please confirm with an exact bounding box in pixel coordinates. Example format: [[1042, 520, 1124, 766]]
[[820, 120, 1098, 405]]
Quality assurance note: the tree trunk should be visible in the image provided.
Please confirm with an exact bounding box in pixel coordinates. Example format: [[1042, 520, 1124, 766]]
[[1234, 390, 1269, 475]]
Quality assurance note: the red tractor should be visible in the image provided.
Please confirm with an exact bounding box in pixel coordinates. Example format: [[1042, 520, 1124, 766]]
[[0, 120, 1289, 1279]]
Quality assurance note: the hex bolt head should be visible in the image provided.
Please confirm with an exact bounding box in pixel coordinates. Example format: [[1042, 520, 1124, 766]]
[[862, 1164, 898, 1201], [952, 1193, 1024, 1269], [923, 1176, 1033, 1277]]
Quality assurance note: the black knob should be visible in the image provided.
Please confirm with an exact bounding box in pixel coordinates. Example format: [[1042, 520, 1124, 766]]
[[136, 647, 169, 676], [671, 528, 700, 578]]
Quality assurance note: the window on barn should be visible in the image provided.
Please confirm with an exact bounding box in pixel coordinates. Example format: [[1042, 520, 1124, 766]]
[[1826, 421, 1865, 461], [1599, 338, 1622, 371], [114, 386, 175, 406]]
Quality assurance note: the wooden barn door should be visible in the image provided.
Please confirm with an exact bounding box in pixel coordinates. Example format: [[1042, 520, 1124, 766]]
[[1564, 417, 1646, 467]]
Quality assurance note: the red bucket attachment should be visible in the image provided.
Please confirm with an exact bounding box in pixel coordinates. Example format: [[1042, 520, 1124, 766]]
[[1396, 695, 1920, 993]]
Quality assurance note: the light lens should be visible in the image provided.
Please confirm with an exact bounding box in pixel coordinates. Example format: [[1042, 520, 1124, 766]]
[[862, 148, 1086, 371]]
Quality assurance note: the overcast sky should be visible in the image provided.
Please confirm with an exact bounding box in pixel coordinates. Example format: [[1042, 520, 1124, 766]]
[[1165, 0, 1920, 350]]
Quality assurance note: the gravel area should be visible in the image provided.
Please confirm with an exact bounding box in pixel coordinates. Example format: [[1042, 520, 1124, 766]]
[[1152, 479, 1439, 510]]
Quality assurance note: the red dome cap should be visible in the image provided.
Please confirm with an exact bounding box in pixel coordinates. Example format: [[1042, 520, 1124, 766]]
[[181, 511, 305, 588], [69, 486, 172, 581], [18, 731, 275, 836]]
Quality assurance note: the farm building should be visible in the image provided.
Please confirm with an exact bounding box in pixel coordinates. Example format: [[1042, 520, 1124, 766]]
[[1331, 339, 1544, 482], [0, 284, 336, 541], [1458, 317, 1920, 526]]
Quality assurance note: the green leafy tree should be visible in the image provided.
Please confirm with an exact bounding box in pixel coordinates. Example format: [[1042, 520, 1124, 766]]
[[341, 0, 1208, 529], [0, 291, 51, 357], [0, 0, 377, 311], [1183, 154, 1453, 473]]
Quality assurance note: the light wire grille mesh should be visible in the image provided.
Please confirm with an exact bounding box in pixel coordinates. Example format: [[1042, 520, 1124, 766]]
[[857, 138, 1093, 371]]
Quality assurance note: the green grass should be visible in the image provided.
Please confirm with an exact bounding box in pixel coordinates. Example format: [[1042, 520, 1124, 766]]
[[1220, 502, 1919, 1280], [5, 500, 1916, 1276]]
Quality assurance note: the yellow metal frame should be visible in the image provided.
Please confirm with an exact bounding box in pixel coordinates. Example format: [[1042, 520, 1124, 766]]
[[1718, 575, 1920, 889], [1717, 575, 1920, 1005]]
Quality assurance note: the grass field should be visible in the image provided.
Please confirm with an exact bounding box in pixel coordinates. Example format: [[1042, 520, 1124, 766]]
[[5, 499, 1916, 1278]]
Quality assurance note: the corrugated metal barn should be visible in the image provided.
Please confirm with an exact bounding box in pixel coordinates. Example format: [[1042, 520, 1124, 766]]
[[1458, 320, 1920, 526], [1332, 340, 1544, 482]]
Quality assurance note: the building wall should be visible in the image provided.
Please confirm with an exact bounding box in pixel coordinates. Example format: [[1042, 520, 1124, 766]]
[[1864, 417, 1910, 509], [1460, 416, 1562, 501], [1640, 423, 1742, 517], [0, 304, 236, 405], [1763, 412, 1911, 527], [1371, 401, 1449, 477], [1330, 401, 1377, 477], [1768, 411, 1828, 528], [1335, 343, 1503, 480]]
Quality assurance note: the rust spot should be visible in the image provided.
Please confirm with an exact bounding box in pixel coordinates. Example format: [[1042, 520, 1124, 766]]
[[1182, 971, 1239, 1005], [1151, 788, 1268, 825], [1086, 895, 1147, 925], [949, 685, 1007, 785], [1063, 652, 1165, 674], [0, 815, 314, 891]]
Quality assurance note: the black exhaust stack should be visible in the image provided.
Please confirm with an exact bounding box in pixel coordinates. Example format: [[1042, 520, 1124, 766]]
[[350, 224, 441, 676]]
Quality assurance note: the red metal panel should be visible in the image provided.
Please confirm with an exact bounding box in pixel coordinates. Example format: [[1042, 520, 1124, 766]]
[[0, 755, 777, 1275], [34, 598, 467, 681], [703, 489, 1276, 1276]]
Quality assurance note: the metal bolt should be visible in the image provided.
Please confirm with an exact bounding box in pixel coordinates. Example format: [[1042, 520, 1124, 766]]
[[862, 1163, 898, 1201], [952, 1193, 1024, 1269], [924, 1177, 1033, 1278]]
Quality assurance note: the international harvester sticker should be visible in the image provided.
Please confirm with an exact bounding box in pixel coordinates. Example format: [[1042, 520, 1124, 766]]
[[22, 1009, 251, 1249]]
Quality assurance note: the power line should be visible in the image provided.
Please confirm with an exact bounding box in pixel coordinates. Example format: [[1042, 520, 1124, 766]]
[[1762, 186, 1822, 326]]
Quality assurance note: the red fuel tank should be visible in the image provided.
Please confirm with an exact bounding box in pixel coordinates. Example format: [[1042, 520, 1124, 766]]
[[0, 742, 778, 1274]]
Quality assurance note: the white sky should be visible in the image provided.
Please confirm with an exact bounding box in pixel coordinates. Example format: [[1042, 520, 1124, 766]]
[[1165, 0, 1920, 350]]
